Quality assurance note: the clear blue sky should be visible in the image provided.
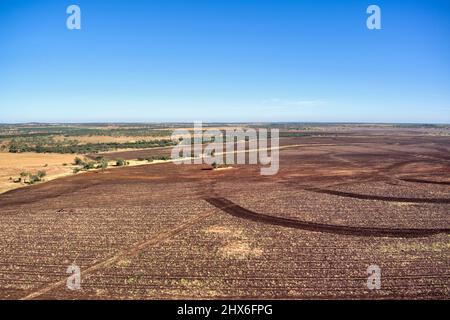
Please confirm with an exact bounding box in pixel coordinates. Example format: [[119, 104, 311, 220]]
[[1, 0, 449, 123]]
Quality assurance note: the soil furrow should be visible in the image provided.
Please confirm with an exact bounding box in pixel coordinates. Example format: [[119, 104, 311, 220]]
[[306, 188, 450, 204], [205, 197, 450, 238]]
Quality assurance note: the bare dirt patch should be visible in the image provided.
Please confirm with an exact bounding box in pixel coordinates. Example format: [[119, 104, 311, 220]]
[[0, 152, 79, 194]]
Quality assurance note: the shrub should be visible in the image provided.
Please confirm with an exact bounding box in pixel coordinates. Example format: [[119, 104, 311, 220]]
[[74, 157, 84, 165], [28, 175, 41, 184], [153, 155, 170, 161], [116, 158, 126, 166], [83, 161, 96, 170], [37, 171, 46, 179]]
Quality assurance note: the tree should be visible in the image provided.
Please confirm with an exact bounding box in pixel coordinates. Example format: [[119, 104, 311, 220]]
[[100, 159, 108, 171]]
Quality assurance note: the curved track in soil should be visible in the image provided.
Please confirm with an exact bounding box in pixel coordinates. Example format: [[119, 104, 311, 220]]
[[21, 208, 218, 300], [399, 178, 450, 186], [205, 197, 450, 238], [306, 188, 450, 204]]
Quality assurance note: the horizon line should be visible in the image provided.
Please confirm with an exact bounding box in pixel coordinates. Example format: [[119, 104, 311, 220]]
[[1, 121, 450, 126]]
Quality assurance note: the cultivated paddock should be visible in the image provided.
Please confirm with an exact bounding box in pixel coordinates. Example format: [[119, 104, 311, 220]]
[[0, 129, 449, 299]]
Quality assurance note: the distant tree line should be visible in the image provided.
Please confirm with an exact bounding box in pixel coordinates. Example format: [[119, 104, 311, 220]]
[[137, 155, 171, 162], [0, 127, 173, 139], [8, 139, 176, 154]]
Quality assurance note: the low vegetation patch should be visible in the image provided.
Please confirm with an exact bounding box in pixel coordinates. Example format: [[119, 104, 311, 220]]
[[13, 170, 46, 185], [7, 137, 176, 154], [72, 156, 111, 173], [211, 161, 232, 170]]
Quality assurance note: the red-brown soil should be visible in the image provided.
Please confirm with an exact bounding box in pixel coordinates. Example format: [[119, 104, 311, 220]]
[[0, 129, 449, 299]]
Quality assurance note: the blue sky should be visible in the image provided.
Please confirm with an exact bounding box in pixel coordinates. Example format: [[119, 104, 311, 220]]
[[0, 0, 449, 123]]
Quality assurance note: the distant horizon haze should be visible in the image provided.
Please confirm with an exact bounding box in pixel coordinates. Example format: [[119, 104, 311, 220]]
[[1, 121, 449, 126]]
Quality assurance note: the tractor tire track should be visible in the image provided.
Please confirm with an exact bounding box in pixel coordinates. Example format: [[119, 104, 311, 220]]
[[306, 188, 450, 204], [20, 206, 224, 300], [399, 178, 450, 186], [205, 197, 450, 238]]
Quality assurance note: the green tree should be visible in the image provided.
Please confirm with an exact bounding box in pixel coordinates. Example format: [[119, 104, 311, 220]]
[[100, 159, 108, 171]]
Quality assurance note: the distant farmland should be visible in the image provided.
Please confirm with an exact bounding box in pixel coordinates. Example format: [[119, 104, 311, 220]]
[[0, 125, 449, 299]]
